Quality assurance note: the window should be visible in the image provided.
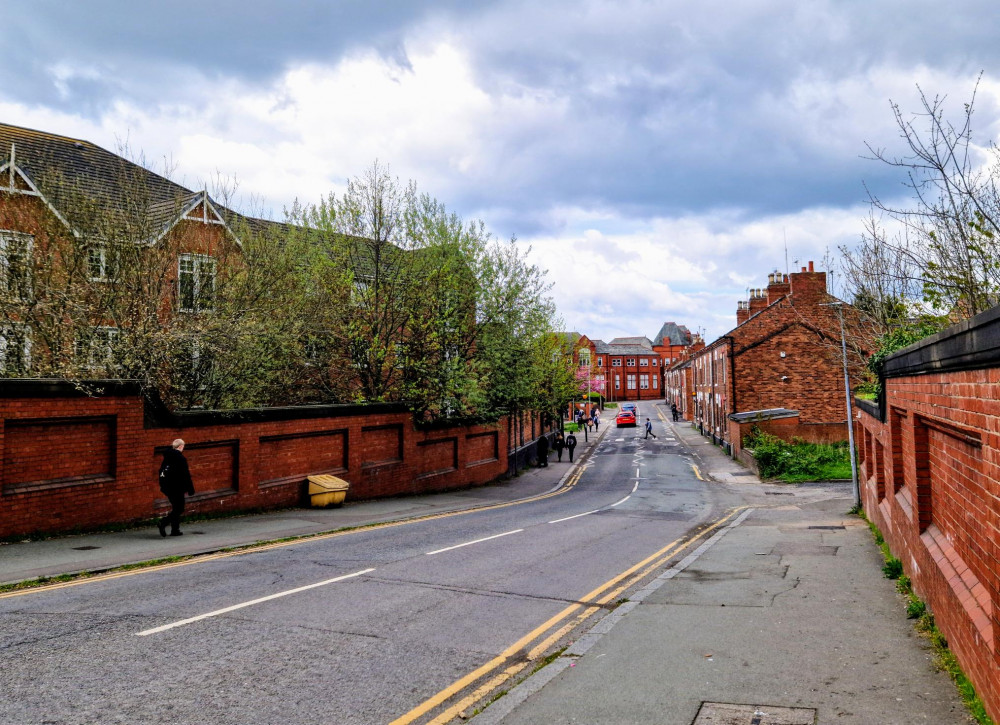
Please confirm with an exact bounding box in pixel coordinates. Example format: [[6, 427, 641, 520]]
[[611, 358, 622, 367], [627, 374, 636, 390], [640, 358, 648, 366], [0, 231, 33, 300], [652, 374, 658, 389], [88, 246, 112, 281], [640, 374, 649, 389], [626, 358, 636, 367], [615, 375, 620, 390], [76, 326, 119, 370], [651, 358, 658, 367], [179, 254, 216, 312], [596, 356, 603, 367], [0, 322, 31, 374], [578, 350, 591, 367]]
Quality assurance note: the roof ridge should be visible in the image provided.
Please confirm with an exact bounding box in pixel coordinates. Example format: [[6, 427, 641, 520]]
[[0, 121, 92, 148]]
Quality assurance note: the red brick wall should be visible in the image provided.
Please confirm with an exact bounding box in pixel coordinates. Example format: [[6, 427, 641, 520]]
[[0, 385, 509, 538], [856, 369, 1000, 722]]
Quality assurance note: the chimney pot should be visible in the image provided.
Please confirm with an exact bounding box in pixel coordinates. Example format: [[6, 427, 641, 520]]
[[808, 260, 814, 272]]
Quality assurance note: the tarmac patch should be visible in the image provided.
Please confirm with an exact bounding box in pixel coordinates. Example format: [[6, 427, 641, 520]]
[[692, 702, 816, 724]]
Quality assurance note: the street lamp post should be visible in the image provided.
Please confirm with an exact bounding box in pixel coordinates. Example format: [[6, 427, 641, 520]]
[[822, 302, 860, 508]]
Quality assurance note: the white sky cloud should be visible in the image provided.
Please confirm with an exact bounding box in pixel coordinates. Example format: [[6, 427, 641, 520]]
[[3, 1, 1000, 342]]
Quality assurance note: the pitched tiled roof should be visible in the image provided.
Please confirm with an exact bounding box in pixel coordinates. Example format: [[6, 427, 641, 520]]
[[652, 322, 693, 346], [592, 339, 611, 354], [0, 122, 289, 241], [609, 336, 652, 349]]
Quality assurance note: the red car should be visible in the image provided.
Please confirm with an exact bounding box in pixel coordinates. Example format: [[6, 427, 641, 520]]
[[615, 410, 636, 427]]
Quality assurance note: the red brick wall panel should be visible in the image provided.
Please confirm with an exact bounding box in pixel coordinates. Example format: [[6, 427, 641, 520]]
[[857, 367, 1000, 722], [0, 388, 510, 539]]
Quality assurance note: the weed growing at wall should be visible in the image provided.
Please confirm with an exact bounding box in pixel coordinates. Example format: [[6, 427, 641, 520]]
[[744, 427, 852, 481], [854, 508, 995, 725]]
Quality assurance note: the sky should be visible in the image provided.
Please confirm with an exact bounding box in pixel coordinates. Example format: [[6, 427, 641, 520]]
[[3, 1, 999, 343]]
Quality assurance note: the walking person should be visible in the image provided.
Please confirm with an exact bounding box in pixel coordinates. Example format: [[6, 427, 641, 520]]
[[554, 432, 566, 462], [671, 402, 679, 422], [536, 434, 549, 467], [592, 410, 600, 431], [565, 431, 578, 462], [644, 417, 657, 439], [157, 439, 195, 537]]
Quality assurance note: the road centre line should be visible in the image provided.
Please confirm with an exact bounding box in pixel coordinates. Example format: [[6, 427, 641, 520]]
[[425, 529, 523, 556], [134, 567, 375, 637], [549, 510, 599, 524], [391, 507, 749, 725]]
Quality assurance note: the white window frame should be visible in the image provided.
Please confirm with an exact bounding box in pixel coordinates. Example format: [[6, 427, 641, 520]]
[[653, 373, 658, 389], [178, 253, 216, 312], [578, 350, 591, 367], [615, 374, 620, 390], [640, 358, 648, 367], [626, 358, 636, 367], [627, 374, 636, 390], [88, 245, 114, 282], [0, 230, 33, 299], [0, 322, 31, 373], [640, 374, 649, 390], [651, 358, 658, 367], [611, 358, 622, 367], [77, 326, 120, 370], [596, 356, 603, 367]]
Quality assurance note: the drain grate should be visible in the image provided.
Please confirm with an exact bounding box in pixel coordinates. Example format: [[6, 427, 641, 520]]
[[692, 702, 816, 724], [808, 525, 845, 530], [764, 492, 792, 496], [71, 546, 101, 551], [730, 471, 755, 476]]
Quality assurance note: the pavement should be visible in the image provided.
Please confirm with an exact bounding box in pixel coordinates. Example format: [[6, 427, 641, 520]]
[[0, 403, 970, 724]]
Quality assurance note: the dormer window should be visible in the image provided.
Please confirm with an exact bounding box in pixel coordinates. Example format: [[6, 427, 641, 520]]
[[179, 253, 216, 312]]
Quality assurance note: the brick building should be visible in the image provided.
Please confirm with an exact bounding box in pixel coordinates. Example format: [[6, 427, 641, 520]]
[[689, 262, 866, 455], [0, 122, 277, 378]]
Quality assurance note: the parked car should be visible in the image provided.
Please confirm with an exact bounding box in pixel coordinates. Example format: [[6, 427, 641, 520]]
[[616, 410, 637, 427]]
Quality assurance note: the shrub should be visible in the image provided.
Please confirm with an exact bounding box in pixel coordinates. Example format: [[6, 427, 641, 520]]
[[743, 427, 852, 481]]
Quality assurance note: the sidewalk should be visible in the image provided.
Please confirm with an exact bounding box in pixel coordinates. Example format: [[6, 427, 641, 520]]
[[0, 421, 610, 586], [474, 405, 969, 724]]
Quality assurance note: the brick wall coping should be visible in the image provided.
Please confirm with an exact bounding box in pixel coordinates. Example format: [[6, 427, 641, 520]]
[[854, 396, 881, 421], [885, 303, 1000, 378], [0, 378, 410, 428]]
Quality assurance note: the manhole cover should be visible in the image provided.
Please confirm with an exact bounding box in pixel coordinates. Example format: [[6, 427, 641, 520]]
[[693, 702, 816, 724], [71, 546, 101, 550]]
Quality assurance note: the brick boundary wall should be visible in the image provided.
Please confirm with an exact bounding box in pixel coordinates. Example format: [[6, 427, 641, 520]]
[[854, 304, 1000, 723], [0, 381, 511, 539]]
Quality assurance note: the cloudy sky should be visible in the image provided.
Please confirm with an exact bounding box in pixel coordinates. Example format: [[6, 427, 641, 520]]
[[3, 1, 998, 342]]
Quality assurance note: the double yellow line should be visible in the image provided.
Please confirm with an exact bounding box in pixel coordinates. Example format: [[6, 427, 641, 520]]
[[390, 506, 748, 725]]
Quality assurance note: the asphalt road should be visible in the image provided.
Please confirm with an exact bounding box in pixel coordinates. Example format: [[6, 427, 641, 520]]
[[0, 414, 738, 725]]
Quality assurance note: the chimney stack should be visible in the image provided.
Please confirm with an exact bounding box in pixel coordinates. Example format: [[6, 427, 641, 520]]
[[766, 270, 791, 304], [736, 299, 749, 326]]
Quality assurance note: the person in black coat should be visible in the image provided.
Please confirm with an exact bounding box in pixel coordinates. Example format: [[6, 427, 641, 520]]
[[553, 432, 566, 461], [536, 434, 549, 467], [158, 439, 195, 537], [565, 432, 578, 462]]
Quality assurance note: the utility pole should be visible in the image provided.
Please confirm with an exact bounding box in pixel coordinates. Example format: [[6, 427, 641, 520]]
[[822, 302, 860, 508]]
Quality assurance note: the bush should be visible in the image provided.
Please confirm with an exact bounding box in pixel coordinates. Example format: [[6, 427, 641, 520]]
[[743, 427, 852, 481]]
